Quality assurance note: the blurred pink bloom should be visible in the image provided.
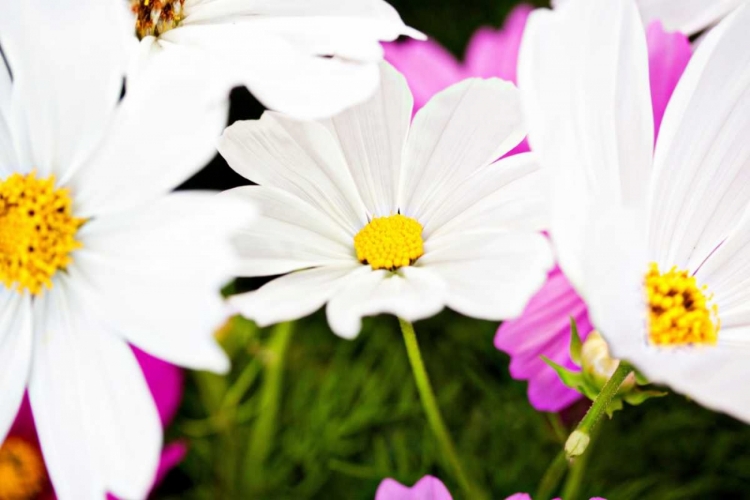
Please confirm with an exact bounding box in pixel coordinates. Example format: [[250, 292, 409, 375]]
[[376, 476, 453, 500], [375, 477, 606, 500], [386, 13, 691, 413], [1, 348, 186, 499]]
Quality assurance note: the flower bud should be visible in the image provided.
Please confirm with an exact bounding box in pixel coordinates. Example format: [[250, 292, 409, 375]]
[[581, 331, 636, 393]]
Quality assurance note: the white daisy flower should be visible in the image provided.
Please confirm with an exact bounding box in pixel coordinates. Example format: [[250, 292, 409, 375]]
[[552, 0, 745, 35], [218, 62, 554, 339], [129, 0, 425, 119], [520, 0, 750, 421], [0, 1, 253, 497]]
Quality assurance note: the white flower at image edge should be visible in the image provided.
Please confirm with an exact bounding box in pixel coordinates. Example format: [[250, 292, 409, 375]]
[[552, 0, 746, 35], [218, 62, 555, 339], [129, 0, 425, 119], [0, 1, 254, 498], [520, 0, 750, 422]]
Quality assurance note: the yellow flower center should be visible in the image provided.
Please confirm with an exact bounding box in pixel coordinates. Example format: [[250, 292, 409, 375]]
[[0, 437, 47, 500], [0, 172, 84, 295], [645, 263, 719, 346], [354, 214, 425, 271], [131, 0, 185, 40]]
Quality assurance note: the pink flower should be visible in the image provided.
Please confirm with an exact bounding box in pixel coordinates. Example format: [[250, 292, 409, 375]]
[[375, 476, 606, 500], [387, 10, 691, 412], [0, 348, 186, 500], [376, 476, 453, 500]]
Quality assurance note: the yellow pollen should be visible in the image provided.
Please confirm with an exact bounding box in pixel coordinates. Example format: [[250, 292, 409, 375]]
[[0, 437, 47, 500], [354, 214, 425, 271], [0, 172, 84, 296], [645, 263, 719, 346], [131, 0, 185, 40]]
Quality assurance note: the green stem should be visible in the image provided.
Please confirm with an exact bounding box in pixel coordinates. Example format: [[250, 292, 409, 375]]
[[565, 361, 633, 458], [398, 318, 479, 499], [561, 425, 600, 500], [242, 321, 295, 491], [534, 451, 567, 500]]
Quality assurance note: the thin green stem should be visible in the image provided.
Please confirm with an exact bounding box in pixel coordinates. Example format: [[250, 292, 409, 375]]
[[398, 318, 480, 499], [565, 360, 633, 458], [534, 451, 568, 500], [242, 321, 295, 491], [561, 425, 600, 500]]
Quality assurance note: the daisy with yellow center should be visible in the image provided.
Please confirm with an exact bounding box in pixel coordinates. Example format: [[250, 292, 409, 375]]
[[521, 0, 750, 421], [129, 0, 424, 119], [219, 62, 553, 339], [0, 2, 253, 498]]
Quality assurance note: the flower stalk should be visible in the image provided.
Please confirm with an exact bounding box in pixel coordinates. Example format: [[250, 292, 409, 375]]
[[398, 318, 481, 499], [565, 360, 634, 459]]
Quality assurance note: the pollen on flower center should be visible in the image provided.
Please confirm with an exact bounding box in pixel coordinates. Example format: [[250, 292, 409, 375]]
[[354, 214, 425, 271], [131, 0, 185, 40], [0, 172, 84, 296], [0, 437, 47, 500], [645, 263, 719, 346]]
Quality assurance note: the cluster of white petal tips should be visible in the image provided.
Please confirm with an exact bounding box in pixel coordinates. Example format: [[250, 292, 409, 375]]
[[220, 62, 554, 339], [521, 0, 750, 423]]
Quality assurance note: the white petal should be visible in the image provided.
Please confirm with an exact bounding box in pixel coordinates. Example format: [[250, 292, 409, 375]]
[[0, 0, 131, 179], [230, 264, 362, 327], [638, 0, 744, 35], [400, 78, 528, 220], [68, 192, 254, 373], [162, 24, 378, 120], [626, 346, 750, 423], [184, 0, 419, 39], [67, 49, 229, 217], [218, 112, 368, 234], [319, 62, 412, 217], [695, 206, 750, 331], [326, 267, 447, 339], [419, 232, 553, 320], [0, 291, 32, 444], [649, 6, 750, 272], [0, 55, 9, 113], [551, 0, 745, 34], [29, 279, 161, 500], [518, 0, 653, 292], [226, 186, 357, 277], [575, 206, 651, 362], [422, 153, 548, 240], [172, 0, 422, 119], [0, 58, 18, 175]]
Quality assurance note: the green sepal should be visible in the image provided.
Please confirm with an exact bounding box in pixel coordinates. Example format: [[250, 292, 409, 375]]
[[634, 370, 651, 386], [542, 356, 585, 391], [623, 388, 668, 406], [605, 398, 624, 418], [569, 317, 583, 367]]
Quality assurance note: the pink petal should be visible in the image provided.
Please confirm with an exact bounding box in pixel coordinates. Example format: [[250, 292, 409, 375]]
[[646, 21, 691, 141], [495, 266, 592, 412], [464, 5, 533, 83], [384, 39, 464, 111], [133, 346, 184, 427], [375, 476, 453, 500], [505, 494, 532, 500]]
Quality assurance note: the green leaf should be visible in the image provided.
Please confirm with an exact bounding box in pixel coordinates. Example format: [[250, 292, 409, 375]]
[[569, 317, 583, 366]]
